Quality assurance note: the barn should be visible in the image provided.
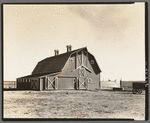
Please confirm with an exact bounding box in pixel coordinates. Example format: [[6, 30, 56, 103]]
[[17, 45, 101, 91]]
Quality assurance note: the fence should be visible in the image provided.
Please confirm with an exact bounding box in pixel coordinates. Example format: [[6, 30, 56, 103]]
[[101, 81, 120, 90], [3, 81, 17, 89]]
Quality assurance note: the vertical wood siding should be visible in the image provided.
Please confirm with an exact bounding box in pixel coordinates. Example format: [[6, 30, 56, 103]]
[[58, 77, 75, 89], [17, 49, 101, 91]]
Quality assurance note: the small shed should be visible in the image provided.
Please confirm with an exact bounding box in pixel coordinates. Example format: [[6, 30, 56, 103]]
[[17, 45, 101, 91]]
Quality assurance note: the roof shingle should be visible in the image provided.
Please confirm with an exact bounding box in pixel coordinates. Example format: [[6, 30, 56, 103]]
[[32, 47, 87, 75]]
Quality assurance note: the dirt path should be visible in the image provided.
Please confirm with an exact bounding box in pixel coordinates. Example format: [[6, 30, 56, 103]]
[[3, 90, 145, 120]]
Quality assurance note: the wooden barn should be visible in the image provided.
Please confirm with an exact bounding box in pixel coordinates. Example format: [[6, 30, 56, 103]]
[[17, 45, 101, 91]]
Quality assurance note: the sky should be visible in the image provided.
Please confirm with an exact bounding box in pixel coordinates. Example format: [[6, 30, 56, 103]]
[[4, 3, 145, 81]]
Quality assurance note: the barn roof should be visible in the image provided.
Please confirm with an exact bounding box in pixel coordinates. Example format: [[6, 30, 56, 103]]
[[32, 47, 88, 75], [17, 71, 60, 79], [18, 47, 101, 79]]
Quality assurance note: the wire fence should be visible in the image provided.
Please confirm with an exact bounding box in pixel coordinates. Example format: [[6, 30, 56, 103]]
[[101, 81, 120, 90], [3, 81, 17, 89]]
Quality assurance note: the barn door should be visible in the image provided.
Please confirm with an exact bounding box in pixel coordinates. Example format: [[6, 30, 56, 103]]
[[45, 77, 58, 90], [73, 78, 79, 90], [78, 78, 88, 90], [74, 50, 91, 73], [31, 79, 38, 89], [76, 50, 88, 68]]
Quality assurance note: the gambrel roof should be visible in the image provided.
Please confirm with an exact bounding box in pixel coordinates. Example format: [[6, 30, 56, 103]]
[[32, 47, 101, 75], [32, 51, 72, 75], [18, 47, 101, 79]]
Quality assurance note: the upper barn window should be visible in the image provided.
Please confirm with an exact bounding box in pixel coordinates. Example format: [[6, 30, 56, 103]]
[[91, 60, 94, 64], [69, 58, 74, 63], [79, 68, 85, 77], [88, 78, 92, 83]]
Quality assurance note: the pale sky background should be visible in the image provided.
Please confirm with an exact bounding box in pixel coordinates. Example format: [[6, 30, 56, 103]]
[[4, 3, 145, 81]]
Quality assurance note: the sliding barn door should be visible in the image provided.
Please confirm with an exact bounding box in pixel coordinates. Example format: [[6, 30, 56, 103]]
[[78, 77, 88, 90], [45, 76, 58, 90], [31, 79, 39, 90], [58, 77, 75, 89]]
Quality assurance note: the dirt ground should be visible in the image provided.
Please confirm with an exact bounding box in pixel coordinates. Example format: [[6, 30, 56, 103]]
[[3, 90, 145, 120]]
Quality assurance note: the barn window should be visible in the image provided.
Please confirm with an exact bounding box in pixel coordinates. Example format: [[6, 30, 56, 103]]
[[79, 68, 85, 77], [88, 78, 92, 83], [91, 60, 94, 64], [69, 58, 74, 63]]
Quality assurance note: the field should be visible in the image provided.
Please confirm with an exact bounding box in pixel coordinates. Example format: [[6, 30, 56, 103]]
[[3, 90, 145, 120]]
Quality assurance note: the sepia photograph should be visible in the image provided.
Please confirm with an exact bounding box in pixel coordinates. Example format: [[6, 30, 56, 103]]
[[3, 2, 147, 120]]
